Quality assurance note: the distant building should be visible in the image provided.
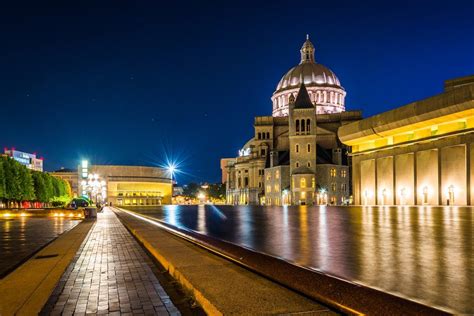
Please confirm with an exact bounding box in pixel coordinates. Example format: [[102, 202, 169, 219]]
[[173, 186, 184, 196], [339, 74, 474, 206], [220, 158, 236, 183], [78, 162, 172, 206], [222, 37, 361, 205], [4, 148, 43, 171]]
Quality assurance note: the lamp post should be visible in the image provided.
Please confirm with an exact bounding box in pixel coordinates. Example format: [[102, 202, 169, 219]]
[[167, 163, 177, 202]]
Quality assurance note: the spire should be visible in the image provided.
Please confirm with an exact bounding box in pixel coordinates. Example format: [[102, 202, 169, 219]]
[[300, 35, 315, 64], [294, 83, 314, 109]]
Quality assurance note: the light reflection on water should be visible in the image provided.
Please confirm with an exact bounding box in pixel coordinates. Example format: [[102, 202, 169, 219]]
[[0, 217, 81, 277], [131, 205, 473, 314]]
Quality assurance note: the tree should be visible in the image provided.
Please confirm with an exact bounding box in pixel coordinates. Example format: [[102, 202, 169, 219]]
[[0, 157, 6, 201], [183, 183, 200, 198], [208, 183, 226, 201], [44, 173, 54, 202], [32, 171, 48, 203], [3, 157, 21, 206], [18, 164, 35, 201]]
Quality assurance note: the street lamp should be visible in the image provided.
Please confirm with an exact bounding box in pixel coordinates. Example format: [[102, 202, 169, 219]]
[[166, 163, 178, 201]]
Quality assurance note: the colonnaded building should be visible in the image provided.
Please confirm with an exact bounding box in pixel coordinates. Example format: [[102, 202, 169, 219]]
[[339, 74, 474, 206], [222, 36, 362, 206], [52, 162, 172, 205]]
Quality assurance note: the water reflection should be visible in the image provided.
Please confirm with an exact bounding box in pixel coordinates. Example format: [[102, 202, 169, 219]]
[[0, 217, 81, 277], [131, 205, 473, 314]]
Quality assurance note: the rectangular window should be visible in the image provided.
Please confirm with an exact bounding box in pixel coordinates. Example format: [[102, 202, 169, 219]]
[[331, 183, 337, 192], [341, 183, 346, 191], [244, 177, 249, 187], [275, 170, 280, 179], [330, 168, 336, 177], [341, 169, 347, 177], [266, 185, 271, 193]]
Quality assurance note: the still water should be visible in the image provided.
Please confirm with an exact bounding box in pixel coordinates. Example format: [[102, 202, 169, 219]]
[[0, 217, 81, 277], [131, 205, 473, 314]]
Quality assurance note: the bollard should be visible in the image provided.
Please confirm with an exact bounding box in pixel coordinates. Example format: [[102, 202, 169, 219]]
[[85, 207, 97, 219]]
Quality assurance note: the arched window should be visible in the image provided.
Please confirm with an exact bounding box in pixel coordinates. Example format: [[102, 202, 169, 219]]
[[300, 178, 306, 188], [306, 119, 310, 133], [301, 119, 305, 133], [258, 132, 261, 140], [266, 132, 270, 139], [295, 144, 299, 153], [296, 120, 300, 133], [307, 144, 311, 152]]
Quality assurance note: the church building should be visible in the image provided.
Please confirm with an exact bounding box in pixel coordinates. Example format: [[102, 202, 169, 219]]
[[222, 36, 362, 205]]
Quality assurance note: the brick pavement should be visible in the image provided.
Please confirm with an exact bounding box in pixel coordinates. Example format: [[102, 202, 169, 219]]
[[41, 208, 180, 315]]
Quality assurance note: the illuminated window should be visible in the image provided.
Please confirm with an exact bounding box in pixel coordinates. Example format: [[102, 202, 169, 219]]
[[266, 185, 271, 193], [275, 170, 280, 179], [330, 168, 336, 177], [312, 177, 315, 188], [331, 183, 336, 192], [300, 178, 306, 188], [341, 183, 347, 191], [341, 169, 347, 177], [274, 184, 279, 192], [295, 144, 299, 153], [301, 191, 306, 199]]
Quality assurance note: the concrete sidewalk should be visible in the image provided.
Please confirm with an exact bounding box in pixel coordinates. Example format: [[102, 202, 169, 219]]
[[41, 208, 180, 315]]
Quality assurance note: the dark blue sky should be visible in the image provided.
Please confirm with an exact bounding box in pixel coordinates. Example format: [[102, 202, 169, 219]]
[[2, 0, 473, 184]]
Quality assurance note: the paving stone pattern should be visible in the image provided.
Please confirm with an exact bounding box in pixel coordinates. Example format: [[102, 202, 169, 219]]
[[43, 208, 180, 315]]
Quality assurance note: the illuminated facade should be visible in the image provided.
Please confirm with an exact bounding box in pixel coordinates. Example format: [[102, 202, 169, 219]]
[[224, 36, 361, 206], [272, 35, 346, 117], [225, 85, 360, 206], [339, 74, 474, 206], [4, 148, 43, 171], [77, 164, 172, 205]]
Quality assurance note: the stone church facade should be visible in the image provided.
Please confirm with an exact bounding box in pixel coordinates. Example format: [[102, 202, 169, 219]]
[[222, 37, 361, 205]]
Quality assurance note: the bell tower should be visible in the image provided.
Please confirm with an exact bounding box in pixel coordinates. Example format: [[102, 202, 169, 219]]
[[289, 83, 317, 205]]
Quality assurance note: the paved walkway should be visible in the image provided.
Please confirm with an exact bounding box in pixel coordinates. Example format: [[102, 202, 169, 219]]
[[42, 208, 180, 315]]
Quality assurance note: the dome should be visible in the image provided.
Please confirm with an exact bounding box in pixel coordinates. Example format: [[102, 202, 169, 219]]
[[275, 62, 342, 93], [271, 35, 346, 117]]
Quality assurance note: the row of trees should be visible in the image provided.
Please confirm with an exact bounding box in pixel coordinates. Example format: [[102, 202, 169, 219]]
[[182, 182, 226, 202], [0, 156, 72, 208]]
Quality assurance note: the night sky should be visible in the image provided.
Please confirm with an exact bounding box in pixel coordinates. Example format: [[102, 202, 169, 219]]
[[2, 1, 473, 184]]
